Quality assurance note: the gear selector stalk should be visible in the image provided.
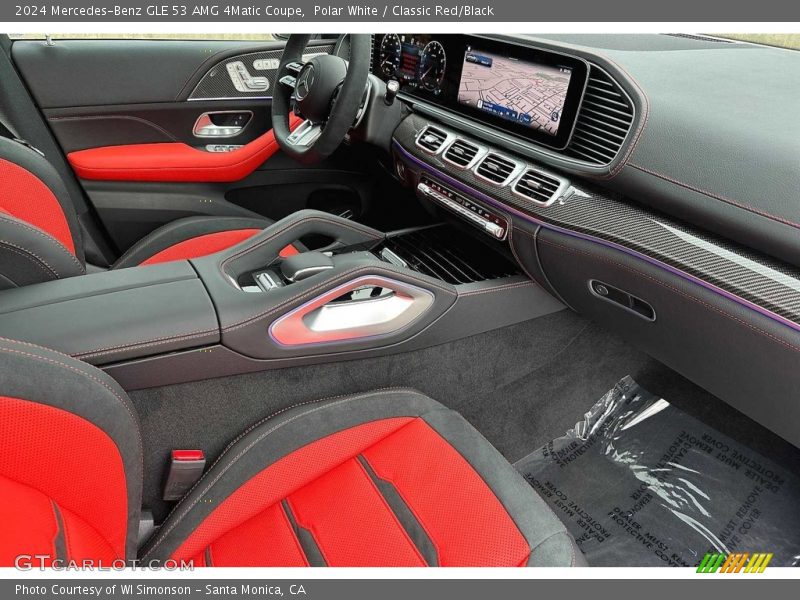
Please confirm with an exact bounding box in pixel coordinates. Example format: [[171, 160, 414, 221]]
[[280, 251, 335, 282]]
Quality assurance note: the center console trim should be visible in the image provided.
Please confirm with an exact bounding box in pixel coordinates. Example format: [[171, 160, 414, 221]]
[[269, 275, 435, 347]]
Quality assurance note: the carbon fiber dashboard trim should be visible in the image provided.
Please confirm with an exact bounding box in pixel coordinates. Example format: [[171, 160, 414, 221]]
[[393, 114, 800, 332], [189, 44, 335, 101]]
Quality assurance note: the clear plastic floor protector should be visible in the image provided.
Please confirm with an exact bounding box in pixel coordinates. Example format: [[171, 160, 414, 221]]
[[514, 376, 800, 567]]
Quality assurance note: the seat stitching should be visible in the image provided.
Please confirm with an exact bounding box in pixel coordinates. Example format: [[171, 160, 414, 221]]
[[0, 215, 84, 272], [0, 343, 144, 474], [114, 221, 210, 266], [283, 497, 331, 567], [205, 544, 214, 567], [144, 388, 436, 556], [420, 412, 548, 565], [72, 328, 218, 359], [49, 499, 65, 561], [358, 453, 440, 566], [0, 241, 58, 279], [151, 389, 444, 535], [352, 454, 428, 566], [279, 501, 311, 567], [525, 530, 578, 567]]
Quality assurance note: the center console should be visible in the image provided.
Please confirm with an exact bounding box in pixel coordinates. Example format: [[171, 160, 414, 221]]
[[0, 210, 565, 389]]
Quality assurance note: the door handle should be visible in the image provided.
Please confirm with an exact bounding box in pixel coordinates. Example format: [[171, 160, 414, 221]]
[[193, 111, 253, 138]]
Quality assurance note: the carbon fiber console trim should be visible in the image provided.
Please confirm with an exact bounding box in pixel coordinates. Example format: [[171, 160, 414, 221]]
[[189, 44, 335, 101], [393, 114, 800, 332]]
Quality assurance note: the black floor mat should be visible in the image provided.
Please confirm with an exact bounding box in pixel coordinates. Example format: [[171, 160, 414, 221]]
[[515, 377, 800, 567]]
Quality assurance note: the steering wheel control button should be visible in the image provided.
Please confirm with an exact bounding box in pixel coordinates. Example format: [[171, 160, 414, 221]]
[[285, 61, 304, 74]]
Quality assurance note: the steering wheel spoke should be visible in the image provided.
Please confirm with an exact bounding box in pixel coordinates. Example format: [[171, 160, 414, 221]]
[[286, 120, 323, 147]]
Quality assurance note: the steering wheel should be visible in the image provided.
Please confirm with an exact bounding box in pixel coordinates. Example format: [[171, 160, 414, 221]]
[[272, 35, 371, 165]]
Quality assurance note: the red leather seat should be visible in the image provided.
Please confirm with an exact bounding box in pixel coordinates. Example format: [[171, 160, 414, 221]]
[[0, 135, 297, 289], [0, 337, 585, 567]]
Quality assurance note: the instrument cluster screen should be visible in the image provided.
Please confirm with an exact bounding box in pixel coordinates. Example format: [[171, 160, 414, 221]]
[[379, 34, 447, 93]]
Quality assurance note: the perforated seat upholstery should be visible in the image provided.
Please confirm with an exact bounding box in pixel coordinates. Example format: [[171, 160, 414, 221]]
[[0, 338, 585, 567]]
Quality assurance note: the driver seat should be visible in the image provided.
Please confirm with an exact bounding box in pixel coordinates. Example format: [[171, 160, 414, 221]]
[[0, 135, 299, 289]]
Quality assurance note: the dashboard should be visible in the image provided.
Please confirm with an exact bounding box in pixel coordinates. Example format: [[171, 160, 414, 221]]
[[373, 34, 589, 150], [381, 33, 800, 450]]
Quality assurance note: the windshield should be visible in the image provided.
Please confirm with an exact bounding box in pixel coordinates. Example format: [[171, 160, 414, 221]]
[[713, 34, 800, 49]]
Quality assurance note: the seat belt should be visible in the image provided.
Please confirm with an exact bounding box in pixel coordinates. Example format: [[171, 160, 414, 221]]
[[0, 116, 15, 138], [0, 111, 45, 156]]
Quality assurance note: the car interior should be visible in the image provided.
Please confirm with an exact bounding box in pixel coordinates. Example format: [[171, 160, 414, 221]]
[[0, 32, 798, 568]]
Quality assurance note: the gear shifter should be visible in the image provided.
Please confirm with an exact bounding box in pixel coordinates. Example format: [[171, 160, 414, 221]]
[[280, 251, 334, 282]]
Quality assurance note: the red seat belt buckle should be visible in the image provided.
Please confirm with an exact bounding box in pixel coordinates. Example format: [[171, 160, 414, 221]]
[[163, 449, 206, 501]]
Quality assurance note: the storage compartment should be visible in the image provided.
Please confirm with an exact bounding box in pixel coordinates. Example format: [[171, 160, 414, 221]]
[[376, 224, 521, 284], [0, 261, 219, 365], [535, 228, 800, 449]]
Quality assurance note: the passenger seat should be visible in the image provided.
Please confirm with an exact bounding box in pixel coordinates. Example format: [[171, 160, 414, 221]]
[[0, 336, 585, 567]]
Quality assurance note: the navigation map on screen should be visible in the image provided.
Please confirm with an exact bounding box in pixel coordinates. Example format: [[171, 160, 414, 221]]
[[458, 48, 573, 136]]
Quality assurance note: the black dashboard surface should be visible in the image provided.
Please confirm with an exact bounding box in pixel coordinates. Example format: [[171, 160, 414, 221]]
[[529, 35, 800, 269], [389, 33, 800, 269]]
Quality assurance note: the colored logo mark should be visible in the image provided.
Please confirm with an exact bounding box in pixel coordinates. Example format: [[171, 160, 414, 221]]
[[697, 552, 773, 573]]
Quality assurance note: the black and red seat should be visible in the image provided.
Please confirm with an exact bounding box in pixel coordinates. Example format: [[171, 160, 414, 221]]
[[0, 336, 586, 567], [0, 135, 298, 289]]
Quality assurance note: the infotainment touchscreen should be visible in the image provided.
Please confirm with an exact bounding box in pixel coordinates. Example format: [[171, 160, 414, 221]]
[[371, 35, 589, 149], [458, 47, 573, 137]]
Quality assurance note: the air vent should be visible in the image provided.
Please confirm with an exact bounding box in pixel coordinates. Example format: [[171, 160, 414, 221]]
[[475, 153, 518, 185], [416, 126, 449, 153], [565, 66, 635, 166], [513, 169, 563, 206], [443, 139, 480, 168]]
